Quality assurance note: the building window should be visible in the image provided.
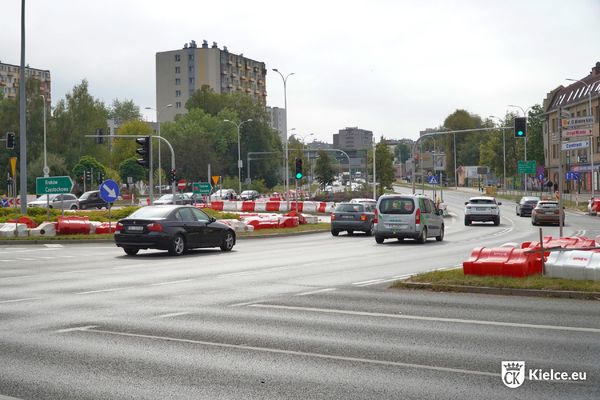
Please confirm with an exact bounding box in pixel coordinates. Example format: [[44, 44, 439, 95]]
[[175, 54, 181, 62], [175, 78, 181, 85], [175, 90, 181, 97], [188, 54, 194, 61], [176, 102, 182, 109], [175, 66, 180, 74], [189, 77, 194, 84], [189, 66, 194, 73]]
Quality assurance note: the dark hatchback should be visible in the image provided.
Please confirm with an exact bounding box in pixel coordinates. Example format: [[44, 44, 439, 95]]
[[114, 205, 236, 256], [516, 196, 540, 217], [331, 202, 376, 236], [78, 190, 111, 210]]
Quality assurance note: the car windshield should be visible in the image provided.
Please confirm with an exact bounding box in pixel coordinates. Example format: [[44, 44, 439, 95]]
[[538, 202, 559, 209], [469, 199, 495, 205], [525, 200, 539, 205], [126, 207, 172, 219], [157, 195, 173, 200], [335, 204, 364, 212], [36, 194, 57, 202], [80, 192, 93, 200], [379, 198, 414, 214]]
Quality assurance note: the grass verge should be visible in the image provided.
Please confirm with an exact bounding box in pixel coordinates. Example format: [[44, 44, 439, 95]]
[[392, 267, 600, 293]]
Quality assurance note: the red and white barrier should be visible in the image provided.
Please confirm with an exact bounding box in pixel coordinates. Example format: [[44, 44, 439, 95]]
[[205, 201, 334, 214]]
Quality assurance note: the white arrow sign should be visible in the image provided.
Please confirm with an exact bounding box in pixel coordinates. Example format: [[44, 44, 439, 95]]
[[102, 183, 117, 199]]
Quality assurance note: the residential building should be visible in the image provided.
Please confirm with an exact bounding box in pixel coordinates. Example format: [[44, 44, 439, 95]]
[[155, 40, 267, 122], [266, 106, 286, 143], [333, 127, 373, 151], [542, 61, 600, 193], [0, 61, 51, 102]]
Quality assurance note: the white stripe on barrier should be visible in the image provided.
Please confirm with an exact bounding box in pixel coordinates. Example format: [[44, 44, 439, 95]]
[[255, 202, 266, 212], [222, 201, 238, 212]]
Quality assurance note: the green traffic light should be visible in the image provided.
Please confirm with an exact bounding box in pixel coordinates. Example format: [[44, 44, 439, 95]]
[[295, 172, 303, 179], [517, 130, 524, 136]]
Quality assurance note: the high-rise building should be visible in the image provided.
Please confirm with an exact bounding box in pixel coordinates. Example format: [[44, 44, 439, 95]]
[[155, 40, 267, 122], [333, 127, 373, 151], [266, 106, 286, 143], [0, 61, 51, 101]]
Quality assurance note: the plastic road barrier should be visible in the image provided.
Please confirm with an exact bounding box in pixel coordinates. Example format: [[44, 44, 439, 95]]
[[545, 250, 600, 281], [56, 216, 91, 235], [463, 247, 542, 277]]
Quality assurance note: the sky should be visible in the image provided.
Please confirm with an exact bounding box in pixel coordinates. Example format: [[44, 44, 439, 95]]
[[2, 0, 600, 144]]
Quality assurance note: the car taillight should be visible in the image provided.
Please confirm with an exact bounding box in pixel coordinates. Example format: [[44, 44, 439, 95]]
[[331, 213, 336, 221], [374, 209, 378, 223], [415, 208, 421, 225], [360, 214, 367, 221], [115, 222, 123, 233], [147, 223, 163, 232]]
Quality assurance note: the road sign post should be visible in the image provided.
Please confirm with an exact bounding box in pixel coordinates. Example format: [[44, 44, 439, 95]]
[[193, 182, 212, 195], [35, 176, 74, 195], [99, 179, 120, 226]]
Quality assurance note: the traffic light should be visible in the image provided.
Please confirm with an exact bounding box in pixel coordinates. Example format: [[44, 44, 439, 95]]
[[170, 169, 177, 183], [85, 170, 91, 182], [514, 117, 527, 138], [97, 172, 104, 184], [95, 128, 104, 144], [136, 136, 151, 168], [295, 158, 303, 180], [6, 132, 15, 149]]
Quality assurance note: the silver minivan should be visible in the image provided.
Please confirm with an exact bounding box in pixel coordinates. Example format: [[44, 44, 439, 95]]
[[373, 194, 444, 244]]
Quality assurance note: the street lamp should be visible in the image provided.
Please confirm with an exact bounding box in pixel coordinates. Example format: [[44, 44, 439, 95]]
[[566, 78, 595, 203], [40, 95, 49, 178], [489, 115, 507, 190], [224, 118, 253, 195], [145, 104, 172, 195], [272, 68, 294, 210]]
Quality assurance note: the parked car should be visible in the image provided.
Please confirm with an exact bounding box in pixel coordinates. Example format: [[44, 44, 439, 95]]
[[373, 194, 444, 244], [531, 200, 565, 225], [114, 205, 236, 256], [516, 196, 540, 217], [78, 190, 111, 210], [464, 196, 501, 226], [331, 202, 376, 236], [153, 193, 193, 205], [27, 194, 79, 210], [349, 198, 377, 209], [210, 189, 237, 201], [240, 190, 260, 201]]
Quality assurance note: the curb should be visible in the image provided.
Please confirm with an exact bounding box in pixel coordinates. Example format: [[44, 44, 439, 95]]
[[0, 229, 330, 245], [395, 281, 600, 300]]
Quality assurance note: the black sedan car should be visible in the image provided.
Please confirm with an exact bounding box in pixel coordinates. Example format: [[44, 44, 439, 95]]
[[516, 196, 540, 216], [331, 202, 376, 236], [114, 205, 235, 256]]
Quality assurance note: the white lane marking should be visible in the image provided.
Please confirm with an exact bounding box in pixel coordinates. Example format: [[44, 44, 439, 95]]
[[61, 255, 76, 258], [0, 297, 40, 304], [44, 244, 64, 248], [227, 301, 262, 308], [54, 325, 98, 333], [295, 288, 336, 296], [75, 286, 137, 295], [112, 264, 149, 270], [0, 259, 12, 262], [352, 279, 385, 286], [150, 279, 193, 286], [152, 312, 192, 319], [217, 266, 292, 278], [358, 278, 402, 286], [16, 258, 36, 261], [63, 326, 497, 378], [393, 274, 415, 279], [249, 304, 600, 334]]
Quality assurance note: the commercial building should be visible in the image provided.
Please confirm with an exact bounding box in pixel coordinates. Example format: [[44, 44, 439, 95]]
[[542, 62, 600, 193], [0, 61, 51, 102], [266, 106, 286, 143], [155, 40, 267, 122], [333, 127, 374, 175]]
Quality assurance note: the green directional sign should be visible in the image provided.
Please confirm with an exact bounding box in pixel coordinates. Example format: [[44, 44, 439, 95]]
[[192, 182, 212, 195], [36, 176, 74, 195], [517, 160, 536, 174]]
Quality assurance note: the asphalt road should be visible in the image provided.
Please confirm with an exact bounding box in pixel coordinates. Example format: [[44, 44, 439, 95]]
[[1, 189, 599, 399]]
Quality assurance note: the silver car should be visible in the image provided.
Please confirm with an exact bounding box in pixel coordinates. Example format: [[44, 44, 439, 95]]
[[373, 194, 444, 244], [27, 194, 79, 210]]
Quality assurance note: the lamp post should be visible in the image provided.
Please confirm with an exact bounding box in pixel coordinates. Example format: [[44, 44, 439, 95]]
[[489, 115, 507, 190], [145, 104, 172, 196], [224, 118, 253, 195], [40, 94, 50, 221], [566, 78, 595, 203], [508, 104, 531, 193], [272, 68, 294, 210]]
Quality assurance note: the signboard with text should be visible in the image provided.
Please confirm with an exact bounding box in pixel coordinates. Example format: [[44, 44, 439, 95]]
[[517, 160, 536, 174], [563, 128, 593, 138], [561, 116, 594, 128], [35, 176, 74, 195]]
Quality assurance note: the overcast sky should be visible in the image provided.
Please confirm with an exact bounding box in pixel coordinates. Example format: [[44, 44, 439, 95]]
[[2, 0, 599, 143]]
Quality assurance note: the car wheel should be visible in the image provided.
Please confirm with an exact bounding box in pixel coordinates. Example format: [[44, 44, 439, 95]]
[[124, 248, 139, 256], [331, 230, 339, 236], [168, 234, 186, 256], [70, 205, 78, 210], [397, 237, 404, 242], [220, 230, 235, 252], [365, 222, 374, 236], [347, 230, 354, 236], [375, 236, 384, 244], [493, 217, 500, 226], [464, 217, 471, 226], [418, 227, 427, 244], [436, 225, 444, 242]]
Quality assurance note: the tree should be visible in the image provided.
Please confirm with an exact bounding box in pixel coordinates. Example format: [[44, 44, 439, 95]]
[[369, 139, 395, 195], [118, 157, 146, 183], [314, 150, 335, 188], [395, 142, 411, 164], [443, 109, 485, 182], [72, 156, 107, 193], [526, 105, 544, 167], [108, 99, 141, 124], [110, 119, 153, 170]]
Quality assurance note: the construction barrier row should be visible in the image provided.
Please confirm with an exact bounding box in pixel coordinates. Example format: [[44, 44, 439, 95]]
[[463, 236, 600, 281], [207, 201, 334, 214]]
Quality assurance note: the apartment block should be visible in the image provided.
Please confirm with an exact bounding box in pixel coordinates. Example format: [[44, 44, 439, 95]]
[[0, 61, 51, 102], [155, 40, 267, 122]]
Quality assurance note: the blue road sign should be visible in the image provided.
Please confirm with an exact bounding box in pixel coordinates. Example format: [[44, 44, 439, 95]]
[[427, 175, 439, 185], [566, 172, 580, 181], [100, 179, 120, 202], [538, 174, 545, 180]]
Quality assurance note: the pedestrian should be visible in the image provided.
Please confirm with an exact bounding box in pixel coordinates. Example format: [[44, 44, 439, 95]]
[[553, 182, 558, 193]]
